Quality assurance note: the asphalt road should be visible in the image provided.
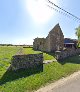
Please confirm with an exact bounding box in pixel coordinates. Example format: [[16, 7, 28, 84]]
[[51, 74, 80, 92], [36, 71, 80, 92]]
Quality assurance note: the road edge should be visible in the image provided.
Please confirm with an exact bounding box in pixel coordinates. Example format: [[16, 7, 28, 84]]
[[35, 70, 80, 92]]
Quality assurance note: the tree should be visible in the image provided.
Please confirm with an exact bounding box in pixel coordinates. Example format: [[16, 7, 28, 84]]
[[75, 25, 80, 47]]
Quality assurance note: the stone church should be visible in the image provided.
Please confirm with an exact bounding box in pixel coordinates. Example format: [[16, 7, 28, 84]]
[[33, 23, 64, 52]]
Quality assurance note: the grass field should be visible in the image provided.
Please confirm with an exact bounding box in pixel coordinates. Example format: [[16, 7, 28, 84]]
[[0, 46, 80, 92], [23, 47, 55, 60]]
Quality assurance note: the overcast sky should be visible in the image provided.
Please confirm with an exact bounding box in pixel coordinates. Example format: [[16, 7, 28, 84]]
[[0, 0, 80, 45]]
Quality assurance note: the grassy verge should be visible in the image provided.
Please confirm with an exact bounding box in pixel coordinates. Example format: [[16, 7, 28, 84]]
[[23, 48, 55, 60], [0, 46, 80, 92]]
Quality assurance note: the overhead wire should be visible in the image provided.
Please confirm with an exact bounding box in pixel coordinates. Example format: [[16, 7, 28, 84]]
[[47, 5, 71, 18], [46, 0, 80, 23]]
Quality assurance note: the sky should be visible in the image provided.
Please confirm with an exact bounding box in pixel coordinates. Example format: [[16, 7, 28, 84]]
[[0, 0, 80, 45]]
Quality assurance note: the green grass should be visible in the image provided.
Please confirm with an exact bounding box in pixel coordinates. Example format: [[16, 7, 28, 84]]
[[0, 46, 80, 92], [23, 48, 55, 60], [78, 44, 80, 47], [0, 46, 21, 77]]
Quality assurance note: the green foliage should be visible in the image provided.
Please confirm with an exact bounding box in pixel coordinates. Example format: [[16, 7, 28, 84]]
[[0, 46, 80, 92], [75, 25, 80, 37], [75, 25, 80, 47]]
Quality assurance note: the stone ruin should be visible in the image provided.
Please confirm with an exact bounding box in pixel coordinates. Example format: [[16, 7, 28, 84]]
[[8, 53, 43, 71], [33, 23, 80, 60], [33, 23, 64, 52], [55, 47, 80, 60], [8, 23, 80, 71]]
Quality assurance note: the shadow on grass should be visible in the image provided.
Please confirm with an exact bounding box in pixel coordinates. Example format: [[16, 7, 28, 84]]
[[58, 54, 80, 65], [33, 49, 80, 65], [0, 65, 43, 85], [43, 51, 55, 56]]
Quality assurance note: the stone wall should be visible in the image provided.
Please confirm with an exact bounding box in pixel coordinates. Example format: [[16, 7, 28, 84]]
[[48, 23, 64, 52], [9, 53, 43, 71], [33, 38, 46, 51], [33, 23, 64, 52], [55, 48, 80, 60]]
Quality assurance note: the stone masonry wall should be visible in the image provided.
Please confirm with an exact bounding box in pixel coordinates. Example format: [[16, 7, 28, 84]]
[[33, 23, 64, 52], [48, 23, 64, 52], [33, 38, 46, 51], [9, 53, 43, 71], [55, 48, 80, 60]]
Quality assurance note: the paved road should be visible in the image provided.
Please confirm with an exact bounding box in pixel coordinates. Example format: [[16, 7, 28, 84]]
[[36, 71, 80, 92], [51, 74, 80, 92]]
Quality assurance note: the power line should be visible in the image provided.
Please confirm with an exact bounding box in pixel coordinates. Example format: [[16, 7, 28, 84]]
[[47, 5, 71, 18], [47, 5, 80, 23], [46, 0, 80, 22]]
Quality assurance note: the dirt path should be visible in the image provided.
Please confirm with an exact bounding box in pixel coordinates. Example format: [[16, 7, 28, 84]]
[[35, 71, 80, 92]]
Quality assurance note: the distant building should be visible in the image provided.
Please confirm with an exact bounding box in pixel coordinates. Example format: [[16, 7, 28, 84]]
[[64, 38, 77, 49]]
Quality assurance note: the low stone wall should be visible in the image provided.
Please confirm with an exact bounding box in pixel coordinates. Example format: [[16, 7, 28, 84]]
[[9, 53, 43, 71], [55, 48, 80, 60]]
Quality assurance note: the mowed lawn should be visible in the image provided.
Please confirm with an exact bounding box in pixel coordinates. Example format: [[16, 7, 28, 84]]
[[23, 47, 55, 60], [0, 46, 80, 92]]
